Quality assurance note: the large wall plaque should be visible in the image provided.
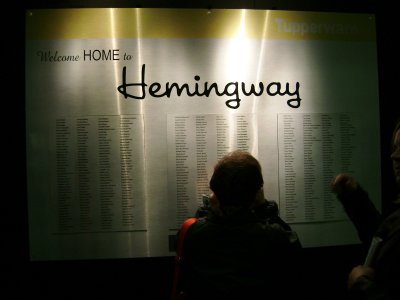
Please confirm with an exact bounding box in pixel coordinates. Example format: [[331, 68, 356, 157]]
[[26, 8, 380, 260]]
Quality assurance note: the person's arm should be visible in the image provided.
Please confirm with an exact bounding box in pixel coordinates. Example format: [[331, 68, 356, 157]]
[[331, 173, 382, 244]]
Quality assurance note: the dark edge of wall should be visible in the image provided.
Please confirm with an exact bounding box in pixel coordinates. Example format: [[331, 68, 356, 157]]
[[3, 1, 396, 299]]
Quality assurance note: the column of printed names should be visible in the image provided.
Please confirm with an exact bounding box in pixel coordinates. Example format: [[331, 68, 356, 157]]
[[278, 113, 355, 223], [52, 115, 146, 233]]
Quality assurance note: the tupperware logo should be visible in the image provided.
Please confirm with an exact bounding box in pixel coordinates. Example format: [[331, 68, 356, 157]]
[[275, 18, 359, 36]]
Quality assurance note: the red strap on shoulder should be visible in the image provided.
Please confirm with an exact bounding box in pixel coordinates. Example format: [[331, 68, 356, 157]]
[[176, 218, 197, 258], [171, 217, 197, 300]]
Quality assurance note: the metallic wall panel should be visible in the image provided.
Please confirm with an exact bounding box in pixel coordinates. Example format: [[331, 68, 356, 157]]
[[26, 8, 380, 260]]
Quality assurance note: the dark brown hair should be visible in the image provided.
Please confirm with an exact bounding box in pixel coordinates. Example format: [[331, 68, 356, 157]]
[[209, 150, 263, 208]]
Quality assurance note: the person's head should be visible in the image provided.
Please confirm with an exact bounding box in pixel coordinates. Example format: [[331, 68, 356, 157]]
[[209, 150, 263, 209], [391, 119, 400, 190]]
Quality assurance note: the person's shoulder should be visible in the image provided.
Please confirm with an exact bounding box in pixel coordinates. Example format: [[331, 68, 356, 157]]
[[193, 216, 207, 225], [186, 216, 208, 231], [256, 217, 302, 248]]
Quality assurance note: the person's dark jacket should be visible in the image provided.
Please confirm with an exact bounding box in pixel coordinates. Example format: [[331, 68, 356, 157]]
[[179, 200, 303, 300], [337, 187, 400, 300]]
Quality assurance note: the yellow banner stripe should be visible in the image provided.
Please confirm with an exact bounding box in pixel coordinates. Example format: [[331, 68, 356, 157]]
[[26, 8, 376, 41]]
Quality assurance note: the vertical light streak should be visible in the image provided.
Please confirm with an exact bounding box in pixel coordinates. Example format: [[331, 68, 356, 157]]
[[133, 8, 150, 256], [109, 8, 121, 115], [251, 10, 272, 156], [109, 9, 149, 256], [135, 9, 144, 116], [227, 10, 248, 152], [225, 10, 249, 80]]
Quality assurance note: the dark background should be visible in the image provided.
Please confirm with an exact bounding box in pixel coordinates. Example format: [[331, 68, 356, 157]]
[[3, 1, 398, 299]]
